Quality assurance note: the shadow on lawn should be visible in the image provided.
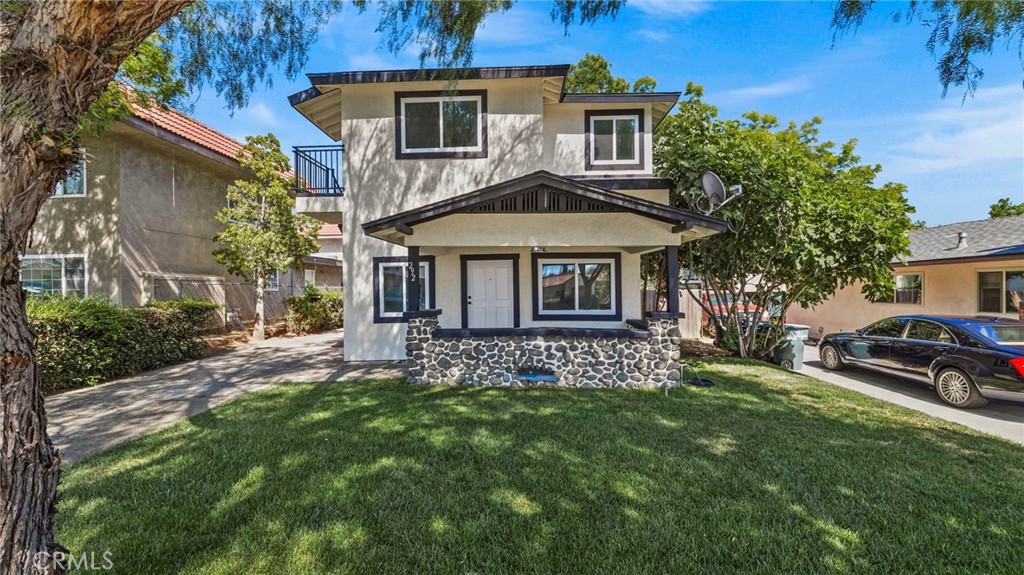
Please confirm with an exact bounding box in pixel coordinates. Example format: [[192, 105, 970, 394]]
[[58, 362, 1024, 574]]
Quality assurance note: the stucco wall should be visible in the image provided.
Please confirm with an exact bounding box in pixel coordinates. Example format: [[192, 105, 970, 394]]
[[115, 124, 248, 306], [26, 135, 122, 302], [787, 258, 1024, 338]]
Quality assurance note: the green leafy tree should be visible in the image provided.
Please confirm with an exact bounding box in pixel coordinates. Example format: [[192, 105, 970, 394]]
[[564, 52, 657, 93], [832, 0, 1024, 97], [1, 2, 622, 571], [655, 84, 916, 357], [989, 197, 1024, 218], [214, 134, 320, 342]]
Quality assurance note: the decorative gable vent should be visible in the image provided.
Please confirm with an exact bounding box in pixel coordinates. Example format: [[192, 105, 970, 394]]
[[462, 185, 620, 214]]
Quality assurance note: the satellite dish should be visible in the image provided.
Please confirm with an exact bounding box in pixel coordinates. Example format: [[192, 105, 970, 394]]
[[701, 171, 727, 207]]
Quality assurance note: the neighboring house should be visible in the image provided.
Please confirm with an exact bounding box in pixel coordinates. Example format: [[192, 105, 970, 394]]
[[788, 216, 1024, 338], [288, 65, 726, 386], [22, 103, 342, 323]]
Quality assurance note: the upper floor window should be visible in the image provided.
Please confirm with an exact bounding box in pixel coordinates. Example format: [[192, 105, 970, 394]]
[[20, 255, 87, 296], [395, 91, 487, 159], [54, 151, 86, 197], [585, 110, 644, 171]]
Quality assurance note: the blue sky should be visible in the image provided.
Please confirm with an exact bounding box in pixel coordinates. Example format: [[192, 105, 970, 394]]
[[186, 0, 1024, 226]]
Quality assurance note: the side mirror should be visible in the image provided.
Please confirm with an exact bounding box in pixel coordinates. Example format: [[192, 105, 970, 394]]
[[855, 328, 865, 336]]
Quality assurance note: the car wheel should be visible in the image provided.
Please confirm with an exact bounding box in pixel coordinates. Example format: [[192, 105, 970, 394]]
[[779, 359, 794, 370], [819, 343, 846, 371], [935, 367, 989, 409]]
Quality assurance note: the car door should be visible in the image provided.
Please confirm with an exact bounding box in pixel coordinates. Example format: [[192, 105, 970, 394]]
[[845, 317, 909, 372], [889, 319, 957, 382]]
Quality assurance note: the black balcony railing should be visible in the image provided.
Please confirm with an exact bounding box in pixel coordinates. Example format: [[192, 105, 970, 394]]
[[293, 145, 344, 196]]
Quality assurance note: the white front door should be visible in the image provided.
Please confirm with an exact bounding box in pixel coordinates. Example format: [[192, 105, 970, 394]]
[[466, 259, 515, 328]]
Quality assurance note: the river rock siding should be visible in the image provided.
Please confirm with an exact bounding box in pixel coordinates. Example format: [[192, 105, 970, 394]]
[[406, 316, 682, 388]]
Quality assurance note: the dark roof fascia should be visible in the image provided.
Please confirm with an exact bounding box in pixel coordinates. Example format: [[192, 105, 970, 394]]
[[288, 86, 323, 106], [893, 252, 1024, 267], [362, 170, 726, 236], [306, 65, 571, 87], [303, 255, 343, 267], [120, 116, 244, 173], [557, 92, 682, 104], [569, 176, 674, 190]]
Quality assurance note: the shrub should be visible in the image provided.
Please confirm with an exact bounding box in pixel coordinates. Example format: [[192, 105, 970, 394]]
[[285, 285, 343, 334], [146, 298, 223, 334], [27, 295, 221, 392]]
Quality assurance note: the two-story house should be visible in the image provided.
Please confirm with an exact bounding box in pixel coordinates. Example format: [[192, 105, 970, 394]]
[[289, 65, 725, 386], [23, 102, 343, 324]]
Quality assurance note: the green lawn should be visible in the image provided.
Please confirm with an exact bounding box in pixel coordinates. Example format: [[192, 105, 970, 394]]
[[59, 360, 1024, 574]]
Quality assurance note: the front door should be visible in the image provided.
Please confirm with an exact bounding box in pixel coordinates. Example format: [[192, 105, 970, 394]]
[[466, 259, 515, 328]]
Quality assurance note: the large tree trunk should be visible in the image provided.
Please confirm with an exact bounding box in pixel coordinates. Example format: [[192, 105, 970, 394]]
[[1, 2, 190, 573], [253, 275, 266, 342]]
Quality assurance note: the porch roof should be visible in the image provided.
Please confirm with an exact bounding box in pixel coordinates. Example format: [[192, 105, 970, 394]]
[[361, 171, 727, 247]]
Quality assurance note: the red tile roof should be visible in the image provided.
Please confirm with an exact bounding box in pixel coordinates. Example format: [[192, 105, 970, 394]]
[[130, 102, 245, 163], [318, 224, 342, 237]]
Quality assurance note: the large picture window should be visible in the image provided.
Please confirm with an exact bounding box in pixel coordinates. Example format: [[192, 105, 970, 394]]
[[585, 109, 644, 171], [373, 256, 436, 323], [873, 273, 923, 305], [20, 255, 86, 296], [396, 91, 487, 159], [53, 151, 86, 197], [979, 270, 1024, 314], [532, 253, 620, 321]]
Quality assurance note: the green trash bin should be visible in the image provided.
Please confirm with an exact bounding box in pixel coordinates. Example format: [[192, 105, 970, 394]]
[[773, 338, 804, 370]]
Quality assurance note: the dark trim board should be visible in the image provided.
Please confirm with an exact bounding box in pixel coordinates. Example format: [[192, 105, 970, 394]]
[[584, 109, 645, 172], [307, 65, 571, 87], [394, 90, 489, 160], [531, 252, 623, 322], [569, 176, 674, 190], [559, 92, 682, 105], [433, 327, 651, 339], [372, 255, 436, 323], [460, 254, 521, 329]]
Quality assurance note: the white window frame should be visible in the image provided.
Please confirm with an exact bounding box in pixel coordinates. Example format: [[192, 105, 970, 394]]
[[53, 150, 87, 198], [378, 261, 431, 319], [20, 254, 88, 296], [536, 257, 617, 317], [399, 95, 484, 154], [589, 114, 640, 165], [873, 272, 924, 305], [978, 268, 1024, 314], [264, 270, 281, 292]]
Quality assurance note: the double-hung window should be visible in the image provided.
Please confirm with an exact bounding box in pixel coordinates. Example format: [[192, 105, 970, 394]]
[[373, 256, 436, 322], [979, 270, 1024, 314], [53, 151, 86, 197], [585, 110, 643, 170], [396, 91, 487, 159], [20, 255, 86, 296], [873, 273, 923, 305], [533, 253, 620, 321]]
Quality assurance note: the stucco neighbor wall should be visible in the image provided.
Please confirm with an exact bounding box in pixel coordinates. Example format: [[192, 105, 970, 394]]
[[26, 135, 122, 302], [786, 258, 1024, 339]]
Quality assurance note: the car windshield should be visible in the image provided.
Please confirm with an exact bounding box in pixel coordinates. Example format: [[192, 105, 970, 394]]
[[972, 325, 1024, 346]]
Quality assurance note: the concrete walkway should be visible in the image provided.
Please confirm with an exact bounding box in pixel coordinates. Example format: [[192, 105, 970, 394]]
[[801, 359, 1024, 446], [47, 330, 405, 465]]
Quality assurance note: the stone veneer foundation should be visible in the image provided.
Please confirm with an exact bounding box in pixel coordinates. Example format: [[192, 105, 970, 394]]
[[406, 312, 682, 388]]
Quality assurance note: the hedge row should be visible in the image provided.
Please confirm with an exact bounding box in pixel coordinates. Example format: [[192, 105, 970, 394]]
[[27, 296, 221, 392], [285, 285, 343, 334]]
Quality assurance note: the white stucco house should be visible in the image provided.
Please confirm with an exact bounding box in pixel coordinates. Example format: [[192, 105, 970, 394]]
[[288, 65, 725, 386]]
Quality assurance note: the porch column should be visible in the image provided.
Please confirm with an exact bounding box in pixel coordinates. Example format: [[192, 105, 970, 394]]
[[406, 245, 421, 313], [665, 245, 679, 315]]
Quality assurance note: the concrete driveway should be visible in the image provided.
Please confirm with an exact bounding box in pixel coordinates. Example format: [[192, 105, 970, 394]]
[[801, 358, 1024, 445], [47, 329, 405, 465]]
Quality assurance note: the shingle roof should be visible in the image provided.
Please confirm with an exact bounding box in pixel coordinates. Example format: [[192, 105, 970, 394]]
[[129, 103, 244, 163], [902, 215, 1024, 264]]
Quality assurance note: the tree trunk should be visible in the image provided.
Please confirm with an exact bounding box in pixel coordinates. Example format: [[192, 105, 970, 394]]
[[1, 2, 190, 573], [253, 275, 266, 342]]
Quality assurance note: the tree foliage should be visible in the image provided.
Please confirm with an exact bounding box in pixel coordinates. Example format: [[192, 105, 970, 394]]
[[564, 52, 657, 93], [989, 197, 1024, 218], [213, 134, 320, 340], [832, 0, 1024, 97], [655, 84, 916, 357]]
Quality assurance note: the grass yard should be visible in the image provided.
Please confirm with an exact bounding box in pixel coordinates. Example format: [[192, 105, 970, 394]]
[[59, 360, 1024, 574]]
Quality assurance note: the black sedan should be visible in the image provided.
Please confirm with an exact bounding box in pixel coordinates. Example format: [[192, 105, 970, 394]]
[[818, 315, 1024, 408]]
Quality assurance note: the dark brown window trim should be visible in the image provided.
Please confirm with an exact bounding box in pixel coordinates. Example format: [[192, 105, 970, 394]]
[[584, 109, 644, 172], [531, 252, 622, 322], [372, 255, 437, 323], [394, 90, 488, 160]]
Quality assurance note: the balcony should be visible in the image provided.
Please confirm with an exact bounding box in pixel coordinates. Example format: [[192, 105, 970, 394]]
[[293, 145, 343, 223]]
